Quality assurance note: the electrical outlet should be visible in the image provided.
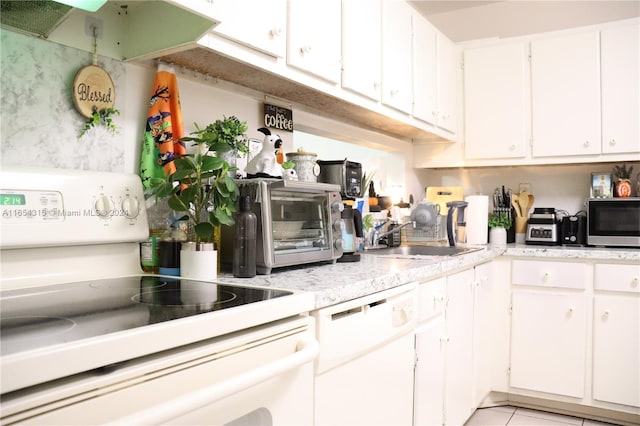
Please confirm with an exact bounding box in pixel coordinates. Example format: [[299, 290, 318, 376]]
[[85, 16, 103, 39]]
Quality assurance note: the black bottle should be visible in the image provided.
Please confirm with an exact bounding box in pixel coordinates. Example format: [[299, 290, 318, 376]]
[[233, 195, 257, 278]]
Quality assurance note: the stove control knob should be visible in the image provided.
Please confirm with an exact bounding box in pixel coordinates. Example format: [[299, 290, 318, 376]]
[[333, 220, 343, 232], [94, 195, 113, 218], [331, 202, 344, 214], [121, 196, 140, 219]]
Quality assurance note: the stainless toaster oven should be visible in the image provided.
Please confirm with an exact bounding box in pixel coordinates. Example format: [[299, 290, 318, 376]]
[[221, 179, 344, 274]]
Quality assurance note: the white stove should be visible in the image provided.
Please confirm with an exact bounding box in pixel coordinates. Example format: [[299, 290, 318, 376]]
[[0, 167, 316, 425]]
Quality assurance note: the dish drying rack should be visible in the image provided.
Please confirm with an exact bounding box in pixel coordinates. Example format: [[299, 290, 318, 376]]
[[401, 215, 447, 243]]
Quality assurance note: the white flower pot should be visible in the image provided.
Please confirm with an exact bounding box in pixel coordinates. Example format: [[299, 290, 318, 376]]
[[489, 227, 507, 248], [180, 242, 217, 281]]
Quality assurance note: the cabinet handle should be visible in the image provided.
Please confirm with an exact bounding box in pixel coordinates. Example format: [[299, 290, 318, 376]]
[[440, 336, 450, 343], [509, 144, 516, 151], [602, 310, 610, 320], [542, 272, 550, 282], [269, 28, 282, 38], [609, 139, 616, 146], [432, 110, 438, 117], [300, 45, 312, 55], [583, 140, 591, 147], [440, 113, 450, 121], [373, 81, 380, 90], [433, 295, 445, 303], [568, 307, 575, 315], [390, 89, 399, 97], [632, 276, 639, 287]]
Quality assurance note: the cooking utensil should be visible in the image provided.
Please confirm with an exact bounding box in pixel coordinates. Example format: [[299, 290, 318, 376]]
[[511, 193, 522, 217], [519, 191, 530, 216]]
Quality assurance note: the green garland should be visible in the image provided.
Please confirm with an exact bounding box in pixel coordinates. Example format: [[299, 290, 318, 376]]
[[79, 107, 120, 138]]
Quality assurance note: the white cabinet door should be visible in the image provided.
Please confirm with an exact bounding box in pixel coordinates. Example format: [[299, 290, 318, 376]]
[[287, 0, 341, 83], [212, 0, 286, 57], [341, 0, 381, 101], [510, 290, 586, 398], [530, 31, 601, 157], [593, 294, 640, 408], [472, 263, 493, 406], [601, 22, 640, 154], [381, 0, 413, 113], [412, 14, 437, 126], [444, 268, 474, 425], [436, 33, 458, 135], [464, 42, 529, 160], [414, 317, 446, 426]]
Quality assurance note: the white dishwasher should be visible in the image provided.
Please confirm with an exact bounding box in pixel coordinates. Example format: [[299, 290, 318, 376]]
[[312, 283, 418, 426]]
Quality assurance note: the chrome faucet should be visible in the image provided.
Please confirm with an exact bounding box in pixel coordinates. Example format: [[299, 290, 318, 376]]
[[371, 221, 416, 247]]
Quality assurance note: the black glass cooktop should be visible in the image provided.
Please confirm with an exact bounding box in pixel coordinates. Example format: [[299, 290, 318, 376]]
[[0, 277, 291, 357]]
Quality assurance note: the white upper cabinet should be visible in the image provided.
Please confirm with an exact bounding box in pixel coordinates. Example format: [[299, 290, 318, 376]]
[[601, 22, 640, 154], [211, 0, 286, 58], [381, 0, 413, 114], [341, 0, 382, 101], [287, 0, 342, 83], [412, 15, 438, 126], [436, 33, 458, 135], [530, 31, 601, 157], [464, 42, 529, 160]]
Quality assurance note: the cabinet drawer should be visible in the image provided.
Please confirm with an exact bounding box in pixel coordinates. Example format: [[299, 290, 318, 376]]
[[417, 277, 447, 322], [512, 260, 588, 289], [594, 263, 640, 293]]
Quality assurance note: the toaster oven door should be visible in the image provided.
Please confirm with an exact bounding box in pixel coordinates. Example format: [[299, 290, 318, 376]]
[[262, 185, 339, 269]]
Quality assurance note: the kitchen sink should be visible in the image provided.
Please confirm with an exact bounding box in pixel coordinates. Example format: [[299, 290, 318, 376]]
[[367, 245, 482, 257]]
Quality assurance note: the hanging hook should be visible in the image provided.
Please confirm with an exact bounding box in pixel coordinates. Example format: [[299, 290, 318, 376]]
[[91, 25, 98, 66]]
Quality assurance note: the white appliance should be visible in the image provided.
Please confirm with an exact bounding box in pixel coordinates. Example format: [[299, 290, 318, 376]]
[[0, 167, 317, 425], [312, 283, 417, 425]]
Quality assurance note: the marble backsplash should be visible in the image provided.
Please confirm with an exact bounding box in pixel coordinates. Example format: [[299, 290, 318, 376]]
[[1, 29, 126, 172]]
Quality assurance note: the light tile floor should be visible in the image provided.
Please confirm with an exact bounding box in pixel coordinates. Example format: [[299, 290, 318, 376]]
[[465, 406, 618, 426]]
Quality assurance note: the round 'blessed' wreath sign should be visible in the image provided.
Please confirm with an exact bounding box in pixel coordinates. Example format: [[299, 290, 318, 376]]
[[72, 64, 115, 118]]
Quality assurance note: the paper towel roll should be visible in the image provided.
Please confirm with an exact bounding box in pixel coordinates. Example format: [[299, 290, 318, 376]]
[[465, 195, 489, 245]]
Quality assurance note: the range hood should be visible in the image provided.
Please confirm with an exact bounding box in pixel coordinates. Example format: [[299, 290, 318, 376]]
[[0, 0, 74, 38]]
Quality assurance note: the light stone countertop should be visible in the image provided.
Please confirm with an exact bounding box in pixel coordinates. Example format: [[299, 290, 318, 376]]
[[216, 245, 639, 310]]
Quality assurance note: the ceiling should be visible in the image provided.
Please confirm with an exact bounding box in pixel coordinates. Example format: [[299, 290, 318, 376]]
[[409, 1, 640, 42]]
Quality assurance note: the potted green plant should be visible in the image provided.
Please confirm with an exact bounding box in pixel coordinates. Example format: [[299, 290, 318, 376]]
[[488, 212, 512, 248], [149, 119, 243, 279], [185, 116, 249, 177], [613, 164, 634, 198]]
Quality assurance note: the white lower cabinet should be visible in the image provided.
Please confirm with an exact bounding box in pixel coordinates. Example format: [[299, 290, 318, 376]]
[[510, 260, 588, 398], [592, 263, 640, 408], [472, 262, 493, 406], [510, 290, 587, 398], [414, 269, 475, 426], [414, 316, 445, 426]]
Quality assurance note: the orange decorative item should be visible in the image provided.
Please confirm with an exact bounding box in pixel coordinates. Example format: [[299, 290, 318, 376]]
[[616, 179, 632, 198], [276, 146, 284, 164], [613, 164, 634, 198]]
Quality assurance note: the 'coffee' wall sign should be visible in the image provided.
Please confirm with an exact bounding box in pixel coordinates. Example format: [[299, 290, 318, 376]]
[[264, 103, 293, 132], [72, 65, 115, 118]]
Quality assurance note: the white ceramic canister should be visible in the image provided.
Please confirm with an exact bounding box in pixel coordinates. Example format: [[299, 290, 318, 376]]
[[286, 148, 320, 182]]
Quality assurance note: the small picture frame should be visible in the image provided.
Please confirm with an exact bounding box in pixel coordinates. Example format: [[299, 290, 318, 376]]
[[591, 173, 613, 198]]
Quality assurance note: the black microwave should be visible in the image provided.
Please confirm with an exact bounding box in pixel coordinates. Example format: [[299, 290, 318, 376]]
[[587, 198, 640, 247]]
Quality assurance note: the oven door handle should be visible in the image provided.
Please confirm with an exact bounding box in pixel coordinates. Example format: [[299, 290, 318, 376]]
[[107, 333, 319, 425]]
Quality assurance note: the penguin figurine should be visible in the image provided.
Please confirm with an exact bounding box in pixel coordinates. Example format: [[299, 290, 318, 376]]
[[245, 127, 284, 178]]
